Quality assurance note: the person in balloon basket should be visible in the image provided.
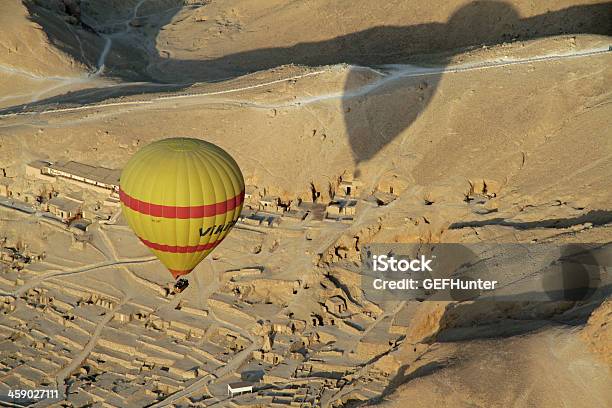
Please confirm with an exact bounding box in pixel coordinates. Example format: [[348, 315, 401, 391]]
[[174, 278, 190, 293]]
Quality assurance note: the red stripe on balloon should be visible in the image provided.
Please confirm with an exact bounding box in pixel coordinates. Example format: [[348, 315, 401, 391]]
[[138, 237, 222, 253], [119, 187, 244, 219]]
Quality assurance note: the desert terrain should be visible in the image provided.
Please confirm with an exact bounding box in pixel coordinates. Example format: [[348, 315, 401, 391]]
[[0, 0, 610, 407]]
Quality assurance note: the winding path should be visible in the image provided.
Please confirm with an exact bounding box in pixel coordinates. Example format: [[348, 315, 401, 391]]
[[0, 46, 609, 119], [11, 256, 157, 297], [89, 0, 151, 75]]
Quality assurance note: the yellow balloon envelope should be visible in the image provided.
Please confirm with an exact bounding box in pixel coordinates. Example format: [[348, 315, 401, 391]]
[[119, 138, 244, 279]]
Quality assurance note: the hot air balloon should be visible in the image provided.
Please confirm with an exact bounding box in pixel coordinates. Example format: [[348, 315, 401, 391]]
[[119, 138, 244, 290]]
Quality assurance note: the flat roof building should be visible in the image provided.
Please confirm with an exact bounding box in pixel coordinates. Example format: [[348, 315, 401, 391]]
[[47, 195, 83, 222], [25, 160, 51, 177], [324, 295, 347, 314], [339, 179, 362, 197], [227, 381, 254, 397], [259, 196, 282, 213], [244, 185, 258, 200], [326, 199, 357, 218], [27, 160, 121, 192], [47, 161, 121, 191]]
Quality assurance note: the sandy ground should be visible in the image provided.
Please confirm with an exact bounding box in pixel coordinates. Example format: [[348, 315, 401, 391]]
[[375, 327, 611, 408], [0, 1, 610, 407]]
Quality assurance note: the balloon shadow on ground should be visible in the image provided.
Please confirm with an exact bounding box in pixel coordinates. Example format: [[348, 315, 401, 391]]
[[11, 1, 612, 166], [341, 1, 612, 166]]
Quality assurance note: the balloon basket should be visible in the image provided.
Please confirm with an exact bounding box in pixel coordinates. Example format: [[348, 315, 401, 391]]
[[173, 278, 189, 293]]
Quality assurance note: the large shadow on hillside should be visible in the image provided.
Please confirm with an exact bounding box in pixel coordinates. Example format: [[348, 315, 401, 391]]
[[11, 1, 612, 165]]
